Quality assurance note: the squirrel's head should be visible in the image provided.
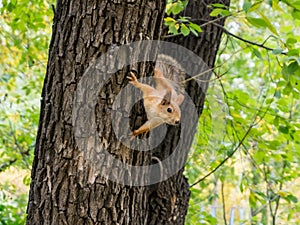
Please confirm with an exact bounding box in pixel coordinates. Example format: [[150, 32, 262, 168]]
[[157, 90, 184, 125]]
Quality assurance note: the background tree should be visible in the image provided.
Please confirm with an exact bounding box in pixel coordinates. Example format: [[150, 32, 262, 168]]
[[183, 1, 300, 224]]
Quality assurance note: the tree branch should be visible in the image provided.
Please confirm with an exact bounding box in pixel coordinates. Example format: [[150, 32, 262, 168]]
[[187, 18, 287, 55], [216, 24, 286, 55], [0, 158, 17, 172]]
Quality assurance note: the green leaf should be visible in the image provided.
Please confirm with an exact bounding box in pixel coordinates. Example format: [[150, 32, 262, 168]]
[[7, 2, 15, 12], [243, 1, 252, 12], [280, 191, 299, 203], [287, 56, 300, 65], [272, 48, 284, 54], [178, 16, 189, 22], [164, 17, 176, 25], [180, 23, 190, 36], [210, 8, 231, 17], [246, 17, 268, 28], [189, 22, 202, 32], [259, 12, 279, 35], [210, 8, 223, 17], [285, 0, 300, 11], [287, 194, 298, 203], [287, 37, 297, 46], [189, 27, 198, 37], [292, 9, 300, 20], [287, 49, 299, 56], [282, 64, 290, 80], [221, 9, 231, 16], [169, 24, 179, 35], [22, 174, 31, 186], [172, 4, 183, 15], [288, 61, 300, 74], [265, 98, 274, 104], [247, 1, 263, 12], [210, 3, 227, 8], [274, 90, 281, 99], [282, 82, 293, 95], [273, 116, 279, 126], [249, 191, 257, 207], [168, 1, 186, 15], [252, 47, 262, 59]]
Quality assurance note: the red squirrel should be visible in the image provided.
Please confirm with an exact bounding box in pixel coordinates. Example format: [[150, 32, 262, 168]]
[[127, 54, 185, 137]]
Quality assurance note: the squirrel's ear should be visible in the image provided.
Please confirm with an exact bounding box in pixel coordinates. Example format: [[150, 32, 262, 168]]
[[175, 94, 185, 106], [161, 90, 172, 105]]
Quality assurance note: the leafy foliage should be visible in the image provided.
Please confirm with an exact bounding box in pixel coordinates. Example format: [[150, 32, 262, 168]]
[[0, 0, 53, 170], [0, 0, 54, 224], [184, 0, 300, 224]]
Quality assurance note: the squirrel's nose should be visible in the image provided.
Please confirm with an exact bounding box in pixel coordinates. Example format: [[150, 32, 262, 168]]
[[175, 120, 180, 125]]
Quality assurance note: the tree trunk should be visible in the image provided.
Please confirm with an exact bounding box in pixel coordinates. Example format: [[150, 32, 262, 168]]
[[26, 0, 229, 225], [148, 0, 230, 224]]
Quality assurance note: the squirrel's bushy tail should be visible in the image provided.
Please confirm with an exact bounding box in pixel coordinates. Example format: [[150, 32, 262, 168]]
[[155, 54, 185, 93]]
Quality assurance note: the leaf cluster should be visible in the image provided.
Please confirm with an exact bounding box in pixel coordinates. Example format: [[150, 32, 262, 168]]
[[164, 0, 202, 36], [0, 0, 54, 224]]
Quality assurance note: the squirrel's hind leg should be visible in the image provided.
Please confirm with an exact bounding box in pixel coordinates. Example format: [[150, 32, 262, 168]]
[[132, 121, 152, 137], [132, 119, 162, 137]]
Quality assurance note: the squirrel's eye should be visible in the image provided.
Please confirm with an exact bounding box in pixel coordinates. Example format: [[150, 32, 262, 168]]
[[167, 108, 172, 113]]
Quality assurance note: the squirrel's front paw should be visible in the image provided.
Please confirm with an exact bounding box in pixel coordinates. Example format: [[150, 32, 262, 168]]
[[127, 72, 138, 84]]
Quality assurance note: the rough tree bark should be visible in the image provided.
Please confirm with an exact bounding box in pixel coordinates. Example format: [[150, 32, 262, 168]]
[[26, 0, 229, 225]]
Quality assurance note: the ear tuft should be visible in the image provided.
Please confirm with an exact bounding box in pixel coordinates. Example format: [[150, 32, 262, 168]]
[[161, 98, 170, 105], [176, 94, 185, 106]]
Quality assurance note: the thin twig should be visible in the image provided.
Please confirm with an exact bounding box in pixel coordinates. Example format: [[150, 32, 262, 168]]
[[221, 181, 228, 225], [182, 47, 246, 84], [0, 159, 17, 172], [190, 122, 254, 188], [252, 194, 279, 216]]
